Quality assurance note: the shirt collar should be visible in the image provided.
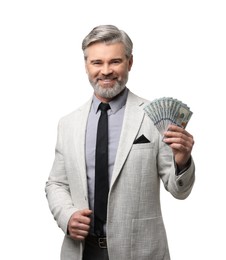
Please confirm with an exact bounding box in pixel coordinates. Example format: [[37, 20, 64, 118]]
[[92, 87, 128, 114]]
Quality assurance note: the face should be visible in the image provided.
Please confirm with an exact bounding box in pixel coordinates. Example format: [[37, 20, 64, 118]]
[[85, 42, 133, 102]]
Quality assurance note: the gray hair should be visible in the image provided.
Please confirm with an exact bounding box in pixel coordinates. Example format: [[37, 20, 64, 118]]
[[82, 25, 133, 60]]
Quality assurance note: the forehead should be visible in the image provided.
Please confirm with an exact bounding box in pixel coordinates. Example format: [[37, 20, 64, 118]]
[[85, 42, 126, 60]]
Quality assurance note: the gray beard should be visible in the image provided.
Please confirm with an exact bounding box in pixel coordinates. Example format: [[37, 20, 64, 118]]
[[90, 77, 128, 99]]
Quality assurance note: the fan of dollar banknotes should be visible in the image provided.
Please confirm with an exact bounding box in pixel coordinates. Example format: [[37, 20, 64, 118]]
[[143, 97, 193, 136]]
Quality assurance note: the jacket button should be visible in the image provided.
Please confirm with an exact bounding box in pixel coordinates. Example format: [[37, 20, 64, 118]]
[[178, 180, 184, 186]]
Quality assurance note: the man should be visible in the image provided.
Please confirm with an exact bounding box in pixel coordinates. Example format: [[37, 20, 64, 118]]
[[45, 25, 195, 260]]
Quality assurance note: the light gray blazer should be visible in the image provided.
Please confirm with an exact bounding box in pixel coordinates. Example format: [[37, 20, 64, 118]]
[[45, 90, 195, 260]]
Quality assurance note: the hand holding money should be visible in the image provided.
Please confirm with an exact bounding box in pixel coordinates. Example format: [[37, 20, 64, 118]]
[[144, 97, 194, 170], [163, 124, 194, 170]]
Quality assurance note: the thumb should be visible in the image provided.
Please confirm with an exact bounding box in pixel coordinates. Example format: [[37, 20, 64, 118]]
[[81, 208, 92, 217]]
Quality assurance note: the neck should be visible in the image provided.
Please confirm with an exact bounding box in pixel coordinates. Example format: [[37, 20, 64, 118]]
[[94, 93, 112, 103]]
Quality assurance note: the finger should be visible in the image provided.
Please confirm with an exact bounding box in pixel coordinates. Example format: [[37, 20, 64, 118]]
[[69, 222, 90, 240], [70, 229, 89, 241], [169, 142, 190, 152], [70, 223, 90, 234], [167, 136, 193, 151], [166, 125, 193, 138], [71, 234, 87, 241], [77, 214, 92, 225], [70, 217, 91, 231], [70, 209, 92, 224], [77, 222, 91, 232], [80, 209, 92, 222], [164, 131, 193, 145], [81, 209, 92, 216]]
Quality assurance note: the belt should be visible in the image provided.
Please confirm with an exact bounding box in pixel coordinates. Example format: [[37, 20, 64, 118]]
[[86, 235, 108, 249]]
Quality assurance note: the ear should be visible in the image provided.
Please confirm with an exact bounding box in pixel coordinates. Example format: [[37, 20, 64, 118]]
[[128, 54, 133, 71], [85, 60, 88, 74]]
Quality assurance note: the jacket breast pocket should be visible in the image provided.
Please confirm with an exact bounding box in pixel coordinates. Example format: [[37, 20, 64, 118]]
[[131, 142, 155, 150], [131, 217, 169, 260]]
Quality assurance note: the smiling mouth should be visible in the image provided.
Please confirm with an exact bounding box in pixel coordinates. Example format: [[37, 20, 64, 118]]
[[97, 77, 117, 84], [98, 76, 117, 81], [96, 79, 117, 89], [102, 79, 115, 83]]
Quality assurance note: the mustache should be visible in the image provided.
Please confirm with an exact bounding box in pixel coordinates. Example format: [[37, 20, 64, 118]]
[[97, 76, 117, 80]]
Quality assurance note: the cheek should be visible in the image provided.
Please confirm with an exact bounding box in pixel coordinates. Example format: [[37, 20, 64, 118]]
[[118, 67, 129, 78], [115, 66, 127, 75], [86, 67, 99, 78]]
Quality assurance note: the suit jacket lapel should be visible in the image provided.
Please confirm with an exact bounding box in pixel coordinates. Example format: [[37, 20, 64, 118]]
[[74, 98, 92, 197], [110, 91, 146, 189]]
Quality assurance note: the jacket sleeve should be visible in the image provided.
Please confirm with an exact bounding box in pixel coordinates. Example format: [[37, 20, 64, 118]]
[[157, 138, 195, 200], [45, 120, 78, 234]]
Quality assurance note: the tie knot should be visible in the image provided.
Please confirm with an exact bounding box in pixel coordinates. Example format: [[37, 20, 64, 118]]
[[99, 102, 110, 112]]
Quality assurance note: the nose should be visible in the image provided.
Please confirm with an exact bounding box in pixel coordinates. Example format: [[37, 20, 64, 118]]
[[101, 64, 113, 75]]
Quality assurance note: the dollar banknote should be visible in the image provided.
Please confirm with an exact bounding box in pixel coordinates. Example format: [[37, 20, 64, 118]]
[[143, 97, 193, 135]]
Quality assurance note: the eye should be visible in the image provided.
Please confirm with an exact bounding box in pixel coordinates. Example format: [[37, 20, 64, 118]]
[[91, 60, 102, 65], [111, 59, 121, 64]]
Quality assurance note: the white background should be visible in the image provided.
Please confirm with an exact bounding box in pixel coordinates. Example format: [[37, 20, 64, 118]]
[[1, 0, 226, 259]]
